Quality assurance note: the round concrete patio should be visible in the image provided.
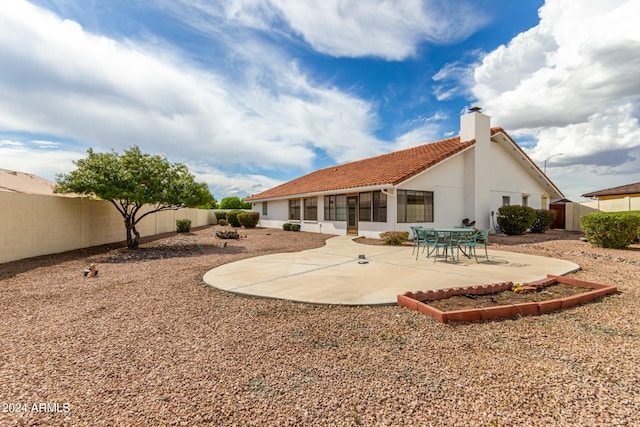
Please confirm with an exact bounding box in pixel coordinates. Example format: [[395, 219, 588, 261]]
[[203, 235, 580, 305]]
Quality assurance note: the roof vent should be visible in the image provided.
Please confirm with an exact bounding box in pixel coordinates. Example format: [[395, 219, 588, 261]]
[[469, 106, 482, 113]]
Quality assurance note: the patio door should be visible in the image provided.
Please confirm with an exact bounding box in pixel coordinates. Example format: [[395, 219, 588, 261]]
[[347, 195, 358, 235]]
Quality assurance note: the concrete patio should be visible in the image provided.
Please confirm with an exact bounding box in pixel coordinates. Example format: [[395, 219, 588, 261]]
[[203, 235, 580, 305]]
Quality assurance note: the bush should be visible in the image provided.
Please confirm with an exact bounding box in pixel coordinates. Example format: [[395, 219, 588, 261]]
[[580, 211, 640, 249], [283, 223, 300, 231], [238, 212, 260, 228], [176, 219, 191, 233], [380, 231, 409, 245], [496, 205, 536, 235], [530, 209, 557, 233], [282, 223, 291, 231], [290, 223, 300, 231], [226, 210, 243, 227], [218, 219, 228, 226], [214, 211, 227, 222]]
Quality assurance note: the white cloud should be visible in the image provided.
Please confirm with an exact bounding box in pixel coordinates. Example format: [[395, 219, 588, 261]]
[[391, 123, 443, 151], [461, 0, 640, 193], [189, 167, 283, 200], [168, 0, 489, 60], [0, 0, 388, 195], [0, 141, 84, 180], [473, 0, 640, 129], [267, 0, 488, 59]]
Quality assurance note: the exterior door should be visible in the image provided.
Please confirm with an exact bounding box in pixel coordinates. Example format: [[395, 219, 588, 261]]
[[347, 196, 358, 235]]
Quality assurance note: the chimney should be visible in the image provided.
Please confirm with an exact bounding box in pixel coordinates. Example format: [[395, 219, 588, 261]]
[[460, 106, 490, 143], [460, 107, 491, 229]]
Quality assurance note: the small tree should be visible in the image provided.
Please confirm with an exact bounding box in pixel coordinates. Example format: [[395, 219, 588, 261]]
[[219, 196, 244, 209], [55, 146, 214, 249], [219, 196, 252, 209]]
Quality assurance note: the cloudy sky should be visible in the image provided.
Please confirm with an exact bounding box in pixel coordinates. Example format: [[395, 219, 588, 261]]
[[1, 0, 639, 201]]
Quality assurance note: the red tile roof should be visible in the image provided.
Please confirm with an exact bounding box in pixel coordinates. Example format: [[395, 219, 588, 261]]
[[582, 182, 640, 198], [246, 127, 561, 201], [246, 133, 480, 201]]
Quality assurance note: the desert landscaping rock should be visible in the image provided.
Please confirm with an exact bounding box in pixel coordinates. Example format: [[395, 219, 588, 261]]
[[1, 227, 639, 426]]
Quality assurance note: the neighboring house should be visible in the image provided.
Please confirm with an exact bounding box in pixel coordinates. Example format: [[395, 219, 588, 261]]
[[581, 182, 640, 212], [0, 168, 58, 195], [245, 109, 564, 238]]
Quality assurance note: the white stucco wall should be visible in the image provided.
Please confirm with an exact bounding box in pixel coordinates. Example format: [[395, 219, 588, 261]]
[[489, 142, 550, 210], [396, 154, 467, 234]]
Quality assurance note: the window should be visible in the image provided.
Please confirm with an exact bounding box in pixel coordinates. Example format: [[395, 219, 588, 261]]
[[397, 190, 433, 223], [262, 201, 268, 216], [324, 195, 335, 220], [522, 194, 529, 207], [359, 192, 372, 222], [289, 199, 301, 220], [373, 191, 387, 222], [502, 196, 510, 206], [357, 191, 387, 222], [335, 195, 346, 220], [304, 197, 317, 221], [324, 194, 347, 221]]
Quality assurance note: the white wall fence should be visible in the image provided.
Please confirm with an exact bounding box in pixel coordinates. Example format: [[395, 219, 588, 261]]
[[0, 192, 216, 264], [564, 196, 640, 231]]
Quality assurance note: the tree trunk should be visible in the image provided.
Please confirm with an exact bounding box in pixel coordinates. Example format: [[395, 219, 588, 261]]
[[124, 216, 140, 249]]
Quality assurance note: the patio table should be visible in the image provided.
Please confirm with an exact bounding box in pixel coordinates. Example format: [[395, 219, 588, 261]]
[[432, 228, 475, 262]]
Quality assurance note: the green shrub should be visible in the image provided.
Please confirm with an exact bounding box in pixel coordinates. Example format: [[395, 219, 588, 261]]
[[218, 219, 228, 226], [176, 219, 192, 233], [380, 231, 409, 245], [290, 223, 300, 231], [496, 205, 536, 235], [226, 210, 243, 227], [282, 223, 291, 231], [530, 209, 557, 233], [580, 211, 640, 249], [238, 212, 260, 228], [214, 211, 227, 222]]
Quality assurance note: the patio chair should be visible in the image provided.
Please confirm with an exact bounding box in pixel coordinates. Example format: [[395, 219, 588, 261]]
[[410, 226, 425, 258], [460, 229, 490, 262], [452, 229, 476, 261], [430, 229, 453, 262]]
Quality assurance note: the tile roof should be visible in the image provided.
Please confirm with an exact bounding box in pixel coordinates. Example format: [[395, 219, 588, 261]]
[[582, 182, 640, 198], [246, 133, 483, 201]]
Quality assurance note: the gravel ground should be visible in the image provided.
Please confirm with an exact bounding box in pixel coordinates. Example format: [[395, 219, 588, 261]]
[[1, 226, 639, 426]]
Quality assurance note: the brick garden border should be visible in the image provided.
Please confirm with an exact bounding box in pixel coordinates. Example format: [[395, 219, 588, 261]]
[[397, 275, 618, 323]]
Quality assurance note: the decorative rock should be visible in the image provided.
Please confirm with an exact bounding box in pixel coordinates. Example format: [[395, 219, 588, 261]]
[[216, 230, 240, 240]]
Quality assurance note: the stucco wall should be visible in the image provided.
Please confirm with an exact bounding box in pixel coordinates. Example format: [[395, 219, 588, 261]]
[[489, 141, 549, 211], [0, 192, 216, 264], [398, 154, 466, 231]]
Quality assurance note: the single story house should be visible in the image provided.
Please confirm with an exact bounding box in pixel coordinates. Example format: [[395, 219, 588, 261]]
[[245, 109, 564, 238], [581, 182, 640, 212], [582, 182, 640, 200]]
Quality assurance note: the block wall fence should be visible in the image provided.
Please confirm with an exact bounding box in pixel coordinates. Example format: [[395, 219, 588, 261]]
[[0, 192, 217, 264], [564, 196, 640, 231]]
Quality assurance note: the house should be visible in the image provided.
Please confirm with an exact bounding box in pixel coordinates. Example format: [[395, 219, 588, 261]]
[[245, 109, 564, 238], [581, 182, 640, 212]]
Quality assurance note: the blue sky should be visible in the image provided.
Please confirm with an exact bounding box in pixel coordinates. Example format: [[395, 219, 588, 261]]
[[1, 0, 639, 201]]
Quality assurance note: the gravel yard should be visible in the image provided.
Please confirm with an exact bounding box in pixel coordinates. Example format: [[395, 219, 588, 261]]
[[1, 226, 639, 426]]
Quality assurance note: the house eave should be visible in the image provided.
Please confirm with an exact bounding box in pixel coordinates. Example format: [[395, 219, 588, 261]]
[[247, 184, 395, 203]]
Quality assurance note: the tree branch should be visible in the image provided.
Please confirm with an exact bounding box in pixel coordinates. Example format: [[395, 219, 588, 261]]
[[135, 204, 180, 225]]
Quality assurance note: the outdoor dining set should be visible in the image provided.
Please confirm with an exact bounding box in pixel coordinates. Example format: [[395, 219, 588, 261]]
[[410, 226, 490, 263]]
